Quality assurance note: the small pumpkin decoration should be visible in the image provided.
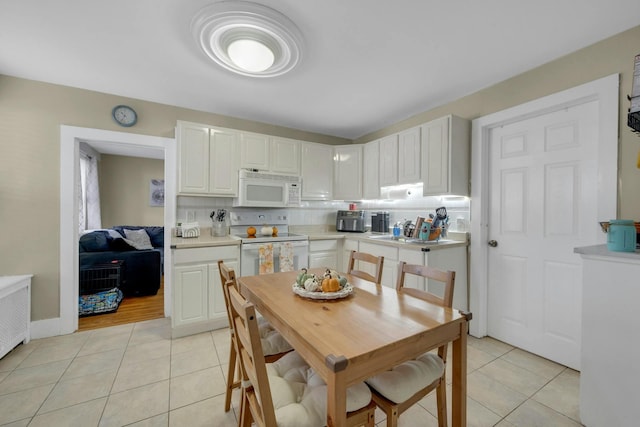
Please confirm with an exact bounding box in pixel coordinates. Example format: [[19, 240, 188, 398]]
[[322, 277, 341, 293], [247, 226, 256, 237]]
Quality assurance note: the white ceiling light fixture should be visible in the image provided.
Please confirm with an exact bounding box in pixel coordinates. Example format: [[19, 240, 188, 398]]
[[192, 1, 303, 78]]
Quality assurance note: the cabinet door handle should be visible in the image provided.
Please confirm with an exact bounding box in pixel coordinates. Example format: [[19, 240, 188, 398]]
[[488, 240, 498, 247]]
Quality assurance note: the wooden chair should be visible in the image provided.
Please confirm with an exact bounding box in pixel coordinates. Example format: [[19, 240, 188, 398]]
[[365, 261, 455, 427], [217, 260, 293, 412], [346, 250, 384, 285], [227, 283, 376, 427]]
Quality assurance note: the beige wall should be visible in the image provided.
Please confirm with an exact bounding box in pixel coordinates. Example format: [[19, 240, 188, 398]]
[[0, 76, 347, 321], [99, 155, 165, 228], [355, 25, 640, 219]]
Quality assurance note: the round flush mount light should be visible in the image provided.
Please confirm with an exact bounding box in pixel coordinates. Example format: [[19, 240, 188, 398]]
[[191, 1, 303, 78]]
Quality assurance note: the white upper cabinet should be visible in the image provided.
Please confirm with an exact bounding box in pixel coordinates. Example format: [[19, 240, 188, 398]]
[[209, 128, 240, 195], [362, 140, 380, 199], [378, 126, 421, 186], [270, 136, 301, 175], [333, 144, 362, 200], [301, 142, 333, 200], [178, 122, 209, 194], [240, 133, 300, 175], [421, 115, 470, 196], [240, 132, 270, 171], [397, 126, 421, 184], [378, 134, 398, 186], [177, 121, 239, 196]]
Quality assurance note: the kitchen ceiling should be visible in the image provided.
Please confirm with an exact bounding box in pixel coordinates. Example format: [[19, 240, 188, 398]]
[[1, 0, 639, 140]]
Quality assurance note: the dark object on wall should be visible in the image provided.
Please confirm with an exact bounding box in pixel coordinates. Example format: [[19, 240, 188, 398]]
[[628, 110, 640, 134]]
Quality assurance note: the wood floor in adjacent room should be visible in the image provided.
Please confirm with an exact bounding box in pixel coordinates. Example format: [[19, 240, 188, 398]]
[[78, 277, 165, 331]]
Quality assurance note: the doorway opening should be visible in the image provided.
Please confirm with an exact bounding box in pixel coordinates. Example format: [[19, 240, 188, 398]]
[[59, 126, 176, 335]]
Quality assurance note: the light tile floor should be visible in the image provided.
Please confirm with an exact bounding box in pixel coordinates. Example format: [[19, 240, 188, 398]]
[[0, 318, 582, 426]]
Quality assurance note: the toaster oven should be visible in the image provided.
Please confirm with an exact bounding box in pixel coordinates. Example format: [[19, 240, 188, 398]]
[[336, 210, 366, 232]]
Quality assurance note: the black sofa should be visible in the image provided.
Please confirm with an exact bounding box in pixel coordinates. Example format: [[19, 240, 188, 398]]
[[79, 226, 164, 296]]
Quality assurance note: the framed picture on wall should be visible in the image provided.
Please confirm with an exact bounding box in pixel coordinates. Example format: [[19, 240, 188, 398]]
[[149, 179, 164, 207]]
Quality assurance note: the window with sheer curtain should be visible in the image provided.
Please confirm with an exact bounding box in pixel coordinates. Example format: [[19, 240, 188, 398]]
[[78, 147, 102, 233]]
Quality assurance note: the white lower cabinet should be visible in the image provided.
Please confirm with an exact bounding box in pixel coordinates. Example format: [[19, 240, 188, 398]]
[[357, 241, 468, 311], [358, 242, 398, 288], [398, 248, 424, 290], [425, 246, 468, 311], [309, 239, 339, 269], [341, 239, 359, 272], [172, 245, 239, 338]]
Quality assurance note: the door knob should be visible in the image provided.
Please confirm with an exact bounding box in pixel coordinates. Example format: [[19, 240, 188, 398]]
[[488, 240, 498, 247]]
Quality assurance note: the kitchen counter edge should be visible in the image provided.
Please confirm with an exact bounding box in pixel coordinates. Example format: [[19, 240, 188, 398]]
[[307, 231, 469, 250], [574, 244, 640, 263], [171, 235, 241, 249]]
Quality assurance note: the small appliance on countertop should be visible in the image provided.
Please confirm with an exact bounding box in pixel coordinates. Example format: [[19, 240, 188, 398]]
[[336, 210, 367, 232], [371, 211, 390, 233]]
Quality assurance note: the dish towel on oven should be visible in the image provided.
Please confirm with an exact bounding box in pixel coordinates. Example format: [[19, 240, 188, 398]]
[[279, 242, 295, 272], [259, 243, 274, 274]]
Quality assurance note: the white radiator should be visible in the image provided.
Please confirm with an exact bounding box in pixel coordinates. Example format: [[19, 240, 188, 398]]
[[0, 275, 31, 360]]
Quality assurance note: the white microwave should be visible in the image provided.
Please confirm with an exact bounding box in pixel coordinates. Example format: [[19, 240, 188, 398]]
[[233, 170, 302, 208]]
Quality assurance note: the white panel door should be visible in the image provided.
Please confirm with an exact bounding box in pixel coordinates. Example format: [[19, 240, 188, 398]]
[[488, 101, 599, 369]]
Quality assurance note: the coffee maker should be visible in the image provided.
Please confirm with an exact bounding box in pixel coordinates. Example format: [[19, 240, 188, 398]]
[[371, 211, 390, 233]]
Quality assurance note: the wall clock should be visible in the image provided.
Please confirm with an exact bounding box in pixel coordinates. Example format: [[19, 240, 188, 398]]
[[112, 105, 137, 127]]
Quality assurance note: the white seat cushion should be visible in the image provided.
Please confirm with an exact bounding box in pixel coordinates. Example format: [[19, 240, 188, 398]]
[[365, 352, 444, 403], [258, 316, 294, 356], [264, 351, 372, 427]]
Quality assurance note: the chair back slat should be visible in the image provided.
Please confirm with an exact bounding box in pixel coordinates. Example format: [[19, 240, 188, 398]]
[[218, 260, 238, 329], [347, 250, 384, 285], [228, 284, 278, 427], [396, 261, 455, 362]]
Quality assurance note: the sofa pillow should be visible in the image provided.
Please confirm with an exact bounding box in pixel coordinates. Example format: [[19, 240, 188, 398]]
[[112, 226, 163, 248], [79, 231, 111, 252], [123, 228, 154, 250], [143, 226, 164, 248]]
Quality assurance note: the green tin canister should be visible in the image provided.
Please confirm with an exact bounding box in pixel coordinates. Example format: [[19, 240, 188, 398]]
[[607, 220, 637, 252]]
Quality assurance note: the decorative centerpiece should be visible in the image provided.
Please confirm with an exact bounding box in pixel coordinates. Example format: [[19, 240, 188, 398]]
[[292, 268, 353, 300]]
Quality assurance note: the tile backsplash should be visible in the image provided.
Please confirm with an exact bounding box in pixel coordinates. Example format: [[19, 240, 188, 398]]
[[177, 195, 470, 233]]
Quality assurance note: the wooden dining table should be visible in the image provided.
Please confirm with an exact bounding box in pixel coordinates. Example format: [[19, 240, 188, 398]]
[[237, 268, 470, 427]]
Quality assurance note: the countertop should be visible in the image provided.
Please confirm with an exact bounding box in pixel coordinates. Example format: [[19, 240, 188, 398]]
[[171, 226, 468, 250], [171, 228, 240, 249], [293, 226, 469, 251], [574, 244, 640, 263]]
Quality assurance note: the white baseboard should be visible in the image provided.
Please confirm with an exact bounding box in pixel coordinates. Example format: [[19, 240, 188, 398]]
[[171, 318, 228, 339], [30, 317, 69, 339]]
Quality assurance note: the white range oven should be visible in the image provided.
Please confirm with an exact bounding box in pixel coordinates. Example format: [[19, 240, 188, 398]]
[[230, 210, 309, 277]]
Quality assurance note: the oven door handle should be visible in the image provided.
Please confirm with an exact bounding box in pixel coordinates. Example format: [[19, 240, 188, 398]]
[[241, 240, 309, 249]]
